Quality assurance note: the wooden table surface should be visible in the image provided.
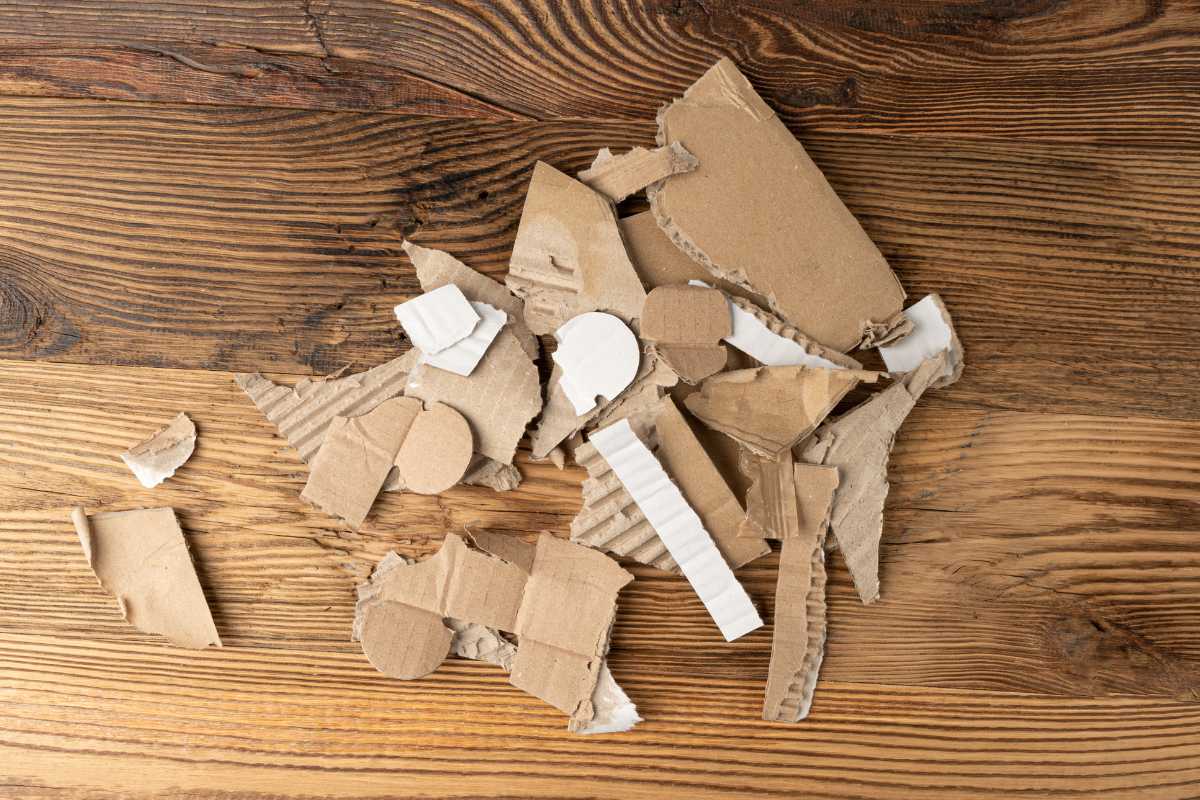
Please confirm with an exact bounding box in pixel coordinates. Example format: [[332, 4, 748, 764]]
[[2, 2, 1200, 798]]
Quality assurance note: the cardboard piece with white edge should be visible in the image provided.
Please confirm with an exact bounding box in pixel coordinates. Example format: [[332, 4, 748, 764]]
[[420, 301, 507, 377], [588, 418, 763, 641], [394, 284, 479, 355], [878, 293, 964, 389], [552, 312, 640, 416], [121, 412, 196, 488]]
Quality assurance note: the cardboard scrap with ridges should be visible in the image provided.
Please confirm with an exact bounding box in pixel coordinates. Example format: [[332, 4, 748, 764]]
[[641, 284, 731, 384], [506, 161, 647, 335], [648, 57, 907, 352], [353, 531, 633, 731], [762, 462, 837, 722], [72, 506, 220, 649], [878, 293, 964, 388], [578, 143, 698, 204], [121, 412, 196, 489], [798, 353, 946, 604], [685, 365, 880, 457], [724, 294, 862, 371]]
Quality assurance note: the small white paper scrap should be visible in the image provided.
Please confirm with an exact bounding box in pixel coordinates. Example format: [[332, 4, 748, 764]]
[[394, 284, 479, 355], [551, 312, 640, 415], [878, 294, 955, 378], [688, 281, 843, 369], [420, 301, 506, 377], [589, 418, 763, 641]]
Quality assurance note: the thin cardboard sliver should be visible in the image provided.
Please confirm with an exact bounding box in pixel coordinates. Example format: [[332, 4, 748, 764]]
[[121, 412, 196, 488], [649, 58, 907, 351], [578, 143, 698, 203]]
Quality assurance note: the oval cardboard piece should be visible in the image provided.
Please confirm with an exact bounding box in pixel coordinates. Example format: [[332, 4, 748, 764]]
[[360, 601, 452, 679], [395, 402, 473, 494]]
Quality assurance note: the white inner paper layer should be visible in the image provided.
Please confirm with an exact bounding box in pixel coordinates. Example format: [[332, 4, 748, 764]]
[[551, 312, 640, 415], [589, 419, 763, 641], [394, 284, 480, 355], [420, 301, 506, 377], [878, 294, 953, 377]]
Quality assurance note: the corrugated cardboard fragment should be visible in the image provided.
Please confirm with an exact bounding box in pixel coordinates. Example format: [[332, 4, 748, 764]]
[[879, 293, 964, 388], [394, 283, 479, 354], [403, 240, 539, 361], [72, 506, 220, 649], [739, 448, 800, 540], [620, 210, 762, 303], [506, 161, 647, 334], [578, 143, 698, 203], [641, 285, 731, 383], [121, 412, 196, 488], [762, 462, 837, 722], [353, 532, 633, 731], [552, 312, 641, 415], [589, 418, 762, 641], [648, 57, 906, 351], [406, 327, 541, 465], [798, 354, 945, 603], [723, 294, 861, 370], [235, 350, 419, 464], [685, 365, 879, 457]]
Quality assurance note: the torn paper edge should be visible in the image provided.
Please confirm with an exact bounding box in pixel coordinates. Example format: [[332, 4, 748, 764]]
[[120, 412, 196, 488], [394, 283, 479, 354], [578, 143, 698, 204], [878, 293, 964, 388], [420, 301, 507, 377], [589, 419, 762, 641]]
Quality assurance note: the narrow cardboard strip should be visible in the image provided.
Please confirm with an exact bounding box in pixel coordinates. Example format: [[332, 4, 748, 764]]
[[589, 418, 762, 641], [648, 57, 906, 351], [121, 412, 196, 488], [552, 312, 641, 415], [878, 293, 964, 388], [420, 301, 506, 377], [577, 143, 698, 203], [393, 283, 479, 354], [72, 506, 220, 649]]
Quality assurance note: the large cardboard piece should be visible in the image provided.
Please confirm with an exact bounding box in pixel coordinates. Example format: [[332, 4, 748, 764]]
[[72, 506, 220, 649], [507, 161, 647, 334], [578, 143, 697, 203], [685, 366, 879, 457], [121, 412, 196, 488], [641, 285, 731, 383], [878, 293, 964, 388], [799, 354, 945, 603], [648, 58, 907, 351]]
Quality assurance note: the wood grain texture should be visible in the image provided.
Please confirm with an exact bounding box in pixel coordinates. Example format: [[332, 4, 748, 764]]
[[2, 98, 1199, 420], [0, 1, 1199, 145]]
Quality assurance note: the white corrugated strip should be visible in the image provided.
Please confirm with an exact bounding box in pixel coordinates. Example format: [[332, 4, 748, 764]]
[[589, 419, 763, 641]]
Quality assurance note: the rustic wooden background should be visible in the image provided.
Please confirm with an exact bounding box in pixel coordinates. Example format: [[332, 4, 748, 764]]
[[2, 1, 1199, 798]]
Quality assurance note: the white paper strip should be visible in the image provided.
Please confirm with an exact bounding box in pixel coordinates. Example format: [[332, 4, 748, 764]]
[[394, 284, 479, 355], [589, 419, 763, 641], [551, 312, 640, 415], [420, 301, 506, 377], [878, 294, 955, 378]]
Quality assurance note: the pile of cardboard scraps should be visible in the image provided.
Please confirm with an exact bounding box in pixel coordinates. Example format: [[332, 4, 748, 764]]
[[70, 58, 964, 734]]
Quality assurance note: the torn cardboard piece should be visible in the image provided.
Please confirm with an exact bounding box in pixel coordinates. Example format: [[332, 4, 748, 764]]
[[878, 293, 964, 388], [578, 143, 698, 204], [406, 326, 541, 465], [762, 463, 837, 722], [721, 291, 861, 371], [685, 366, 879, 457], [641, 285, 731, 383], [235, 350, 419, 465], [394, 283, 479, 355], [739, 449, 800, 540], [553, 312, 641, 415], [402, 240, 539, 361], [648, 57, 907, 351], [799, 354, 945, 604], [353, 532, 633, 731], [72, 506, 220, 649], [506, 161, 647, 335], [121, 412, 196, 488], [420, 301, 506, 377], [589, 418, 762, 641]]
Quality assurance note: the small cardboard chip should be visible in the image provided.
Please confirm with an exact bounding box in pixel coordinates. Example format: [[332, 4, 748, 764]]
[[121, 412, 196, 488], [641, 285, 731, 384], [577, 143, 698, 204]]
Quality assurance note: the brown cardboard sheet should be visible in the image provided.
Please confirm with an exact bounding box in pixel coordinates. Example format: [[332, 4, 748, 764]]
[[641, 285, 731, 384], [506, 161, 647, 335], [72, 506, 220, 649], [353, 532, 632, 730], [798, 354, 945, 603], [648, 57, 907, 351], [577, 143, 697, 204], [121, 412, 196, 489], [685, 366, 879, 457]]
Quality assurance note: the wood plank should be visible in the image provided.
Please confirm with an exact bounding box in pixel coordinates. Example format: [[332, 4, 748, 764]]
[[2, 358, 1197, 702], [1, 99, 1198, 418], [0, 1, 1198, 144]]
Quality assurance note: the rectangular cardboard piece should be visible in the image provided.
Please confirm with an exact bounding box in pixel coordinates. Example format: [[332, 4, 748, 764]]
[[589, 418, 763, 641], [72, 506, 220, 649], [799, 354, 945, 603], [121, 411, 196, 488], [649, 57, 907, 351], [685, 365, 879, 457], [507, 161, 647, 335], [394, 283, 479, 354], [578, 143, 698, 203], [420, 301, 506, 377], [878, 293, 964, 388], [641, 285, 731, 383]]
